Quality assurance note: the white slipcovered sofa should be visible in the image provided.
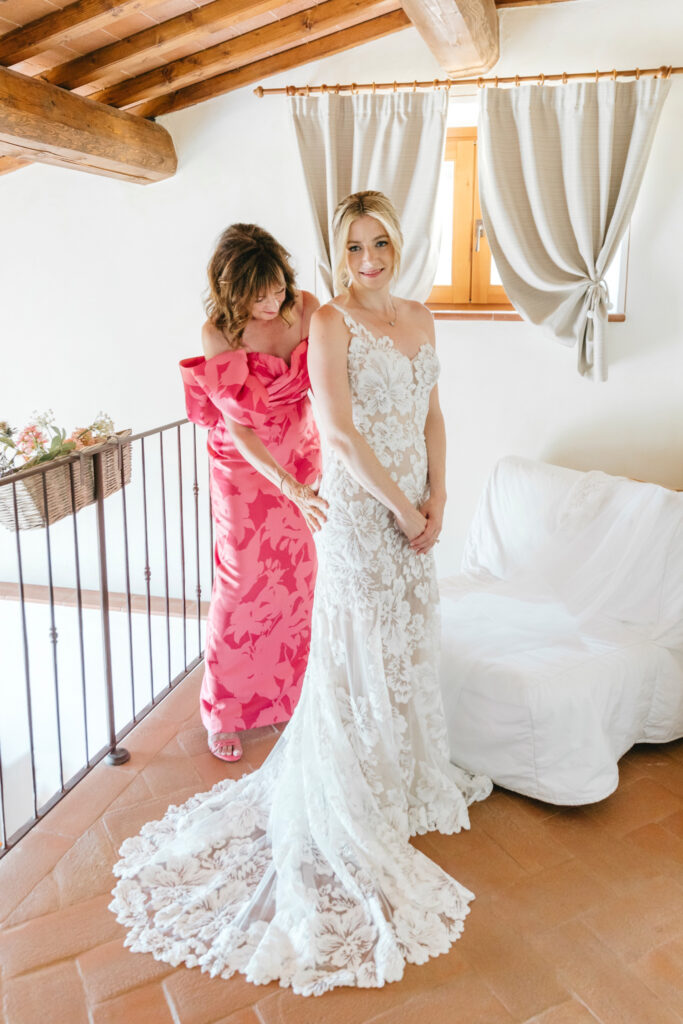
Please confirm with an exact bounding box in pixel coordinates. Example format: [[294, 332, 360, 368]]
[[439, 456, 683, 805]]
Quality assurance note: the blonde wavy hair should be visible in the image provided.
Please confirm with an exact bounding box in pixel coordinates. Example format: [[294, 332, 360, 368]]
[[205, 224, 297, 347], [331, 191, 403, 294]]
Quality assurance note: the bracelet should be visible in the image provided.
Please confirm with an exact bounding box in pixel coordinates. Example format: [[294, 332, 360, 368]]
[[277, 470, 288, 493]]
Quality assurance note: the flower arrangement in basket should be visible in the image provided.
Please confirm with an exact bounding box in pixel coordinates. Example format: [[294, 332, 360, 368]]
[[0, 411, 132, 531]]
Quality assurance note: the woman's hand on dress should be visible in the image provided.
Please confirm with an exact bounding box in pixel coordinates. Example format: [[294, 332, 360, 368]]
[[410, 494, 445, 554], [281, 475, 328, 533], [395, 505, 428, 542]]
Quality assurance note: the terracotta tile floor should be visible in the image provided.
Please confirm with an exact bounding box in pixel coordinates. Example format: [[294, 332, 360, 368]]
[[2, 664, 683, 1024]]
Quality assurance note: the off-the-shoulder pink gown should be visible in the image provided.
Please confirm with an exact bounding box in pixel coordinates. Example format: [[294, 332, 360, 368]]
[[179, 338, 321, 735]]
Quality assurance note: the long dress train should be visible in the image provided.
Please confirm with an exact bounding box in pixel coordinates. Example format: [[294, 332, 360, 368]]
[[111, 310, 492, 996]]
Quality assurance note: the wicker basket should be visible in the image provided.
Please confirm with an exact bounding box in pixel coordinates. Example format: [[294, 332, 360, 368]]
[[0, 430, 132, 532]]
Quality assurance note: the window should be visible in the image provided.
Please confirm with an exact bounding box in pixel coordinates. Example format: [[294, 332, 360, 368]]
[[429, 111, 629, 319], [429, 126, 512, 310]]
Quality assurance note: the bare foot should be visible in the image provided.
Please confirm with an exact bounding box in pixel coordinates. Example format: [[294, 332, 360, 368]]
[[208, 731, 243, 762]]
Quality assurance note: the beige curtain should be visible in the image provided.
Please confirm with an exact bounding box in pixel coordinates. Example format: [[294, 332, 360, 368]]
[[478, 79, 670, 380], [289, 91, 448, 302]]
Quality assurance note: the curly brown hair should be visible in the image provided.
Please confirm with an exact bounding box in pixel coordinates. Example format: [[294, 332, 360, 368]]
[[205, 224, 298, 347]]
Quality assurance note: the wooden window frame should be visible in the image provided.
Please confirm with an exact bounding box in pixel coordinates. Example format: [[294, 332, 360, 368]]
[[428, 127, 515, 314], [427, 126, 626, 323]]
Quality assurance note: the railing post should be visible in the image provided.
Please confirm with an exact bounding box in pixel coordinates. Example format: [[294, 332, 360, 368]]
[[94, 449, 130, 766]]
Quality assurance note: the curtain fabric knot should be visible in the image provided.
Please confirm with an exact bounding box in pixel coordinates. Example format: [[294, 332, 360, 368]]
[[582, 278, 611, 383], [585, 278, 610, 320], [478, 78, 671, 381]]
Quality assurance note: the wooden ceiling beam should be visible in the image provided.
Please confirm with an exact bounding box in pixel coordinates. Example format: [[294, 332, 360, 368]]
[[400, 0, 499, 76], [0, 151, 31, 175], [0, 64, 177, 183], [91, 0, 399, 109], [0, 0, 156, 67], [495, 0, 577, 6], [128, 8, 410, 119], [42, 0, 278, 90]]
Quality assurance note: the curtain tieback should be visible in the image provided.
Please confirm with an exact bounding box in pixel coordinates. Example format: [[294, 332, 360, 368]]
[[583, 278, 611, 382], [585, 278, 610, 319]]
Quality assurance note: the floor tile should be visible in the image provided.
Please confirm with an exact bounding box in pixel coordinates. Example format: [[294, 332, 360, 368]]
[[580, 876, 683, 962], [484, 789, 561, 826], [571, 777, 681, 838], [637, 748, 683, 799], [107, 772, 154, 811], [0, 830, 72, 923], [78, 937, 176, 1004], [491, 860, 612, 934], [415, 823, 529, 893], [5, 873, 60, 927], [632, 935, 683, 1019], [90, 981, 175, 1024], [3, 960, 89, 1024], [524, 1000, 601, 1023], [210, 1009, 263, 1024], [661, 808, 683, 838], [530, 919, 680, 1024], [31, 763, 135, 839], [365, 974, 514, 1023], [667, 740, 683, 765], [624, 822, 683, 884], [140, 736, 204, 796], [162, 966, 271, 1024], [238, 732, 278, 769], [469, 789, 571, 875], [2, 679, 682, 1024], [177, 723, 212, 756], [0, 892, 123, 978], [102, 786, 201, 849], [191, 750, 251, 789], [458, 895, 568, 1019], [53, 819, 119, 905], [152, 668, 203, 723], [119, 715, 182, 770], [545, 814, 663, 894], [255, 943, 471, 1024]]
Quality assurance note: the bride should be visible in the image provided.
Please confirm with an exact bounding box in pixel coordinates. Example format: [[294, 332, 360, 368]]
[[110, 190, 491, 997]]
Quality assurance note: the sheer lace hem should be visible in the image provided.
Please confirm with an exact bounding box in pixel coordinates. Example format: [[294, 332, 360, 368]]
[[109, 879, 473, 998]]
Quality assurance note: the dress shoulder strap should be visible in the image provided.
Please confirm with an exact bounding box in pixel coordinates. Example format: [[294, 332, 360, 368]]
[[328, 302, 358, 329]]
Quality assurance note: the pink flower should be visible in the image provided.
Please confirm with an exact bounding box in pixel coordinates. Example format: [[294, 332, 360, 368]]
[[69, 429, 97, 449], [16, 425, 47, 457]]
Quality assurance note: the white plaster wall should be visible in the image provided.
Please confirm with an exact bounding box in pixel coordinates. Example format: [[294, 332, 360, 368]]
[[0, 0, 681, 583]]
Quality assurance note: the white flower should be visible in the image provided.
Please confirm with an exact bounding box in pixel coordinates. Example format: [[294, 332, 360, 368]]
[[353, 347, 413, 418], [393, 905, 450, 964], [415, 763, 450, 806], [315, 907, 378, 970], [227, 801, 260, 838]]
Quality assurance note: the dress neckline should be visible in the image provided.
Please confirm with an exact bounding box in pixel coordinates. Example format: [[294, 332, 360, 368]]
[[246, 336, 308, 369], [331, 304, 431, 365], [204, 336, 308, 370]]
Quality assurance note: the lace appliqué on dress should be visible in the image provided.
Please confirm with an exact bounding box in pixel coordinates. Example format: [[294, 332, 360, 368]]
[[111, 308, 492, 996]]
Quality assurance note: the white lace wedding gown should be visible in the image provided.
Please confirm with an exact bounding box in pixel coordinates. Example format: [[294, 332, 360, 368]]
[[110, 308, 492, 996]]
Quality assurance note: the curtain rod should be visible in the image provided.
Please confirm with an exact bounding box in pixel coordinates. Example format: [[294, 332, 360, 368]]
[[254, 64, 680, 97]]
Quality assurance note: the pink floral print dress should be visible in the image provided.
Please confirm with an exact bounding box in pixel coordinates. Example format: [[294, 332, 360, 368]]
[[179, 338, 321, 735]]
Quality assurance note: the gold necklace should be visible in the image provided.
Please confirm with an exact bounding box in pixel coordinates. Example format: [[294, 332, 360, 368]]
[[356, 297, 397, 327]]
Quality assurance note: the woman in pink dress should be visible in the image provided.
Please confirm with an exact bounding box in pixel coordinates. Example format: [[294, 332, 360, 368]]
[[179, 224, 326, 762]]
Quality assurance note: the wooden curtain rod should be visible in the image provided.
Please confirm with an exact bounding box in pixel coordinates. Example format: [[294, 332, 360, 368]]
[[254, 64, 681, 97]]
